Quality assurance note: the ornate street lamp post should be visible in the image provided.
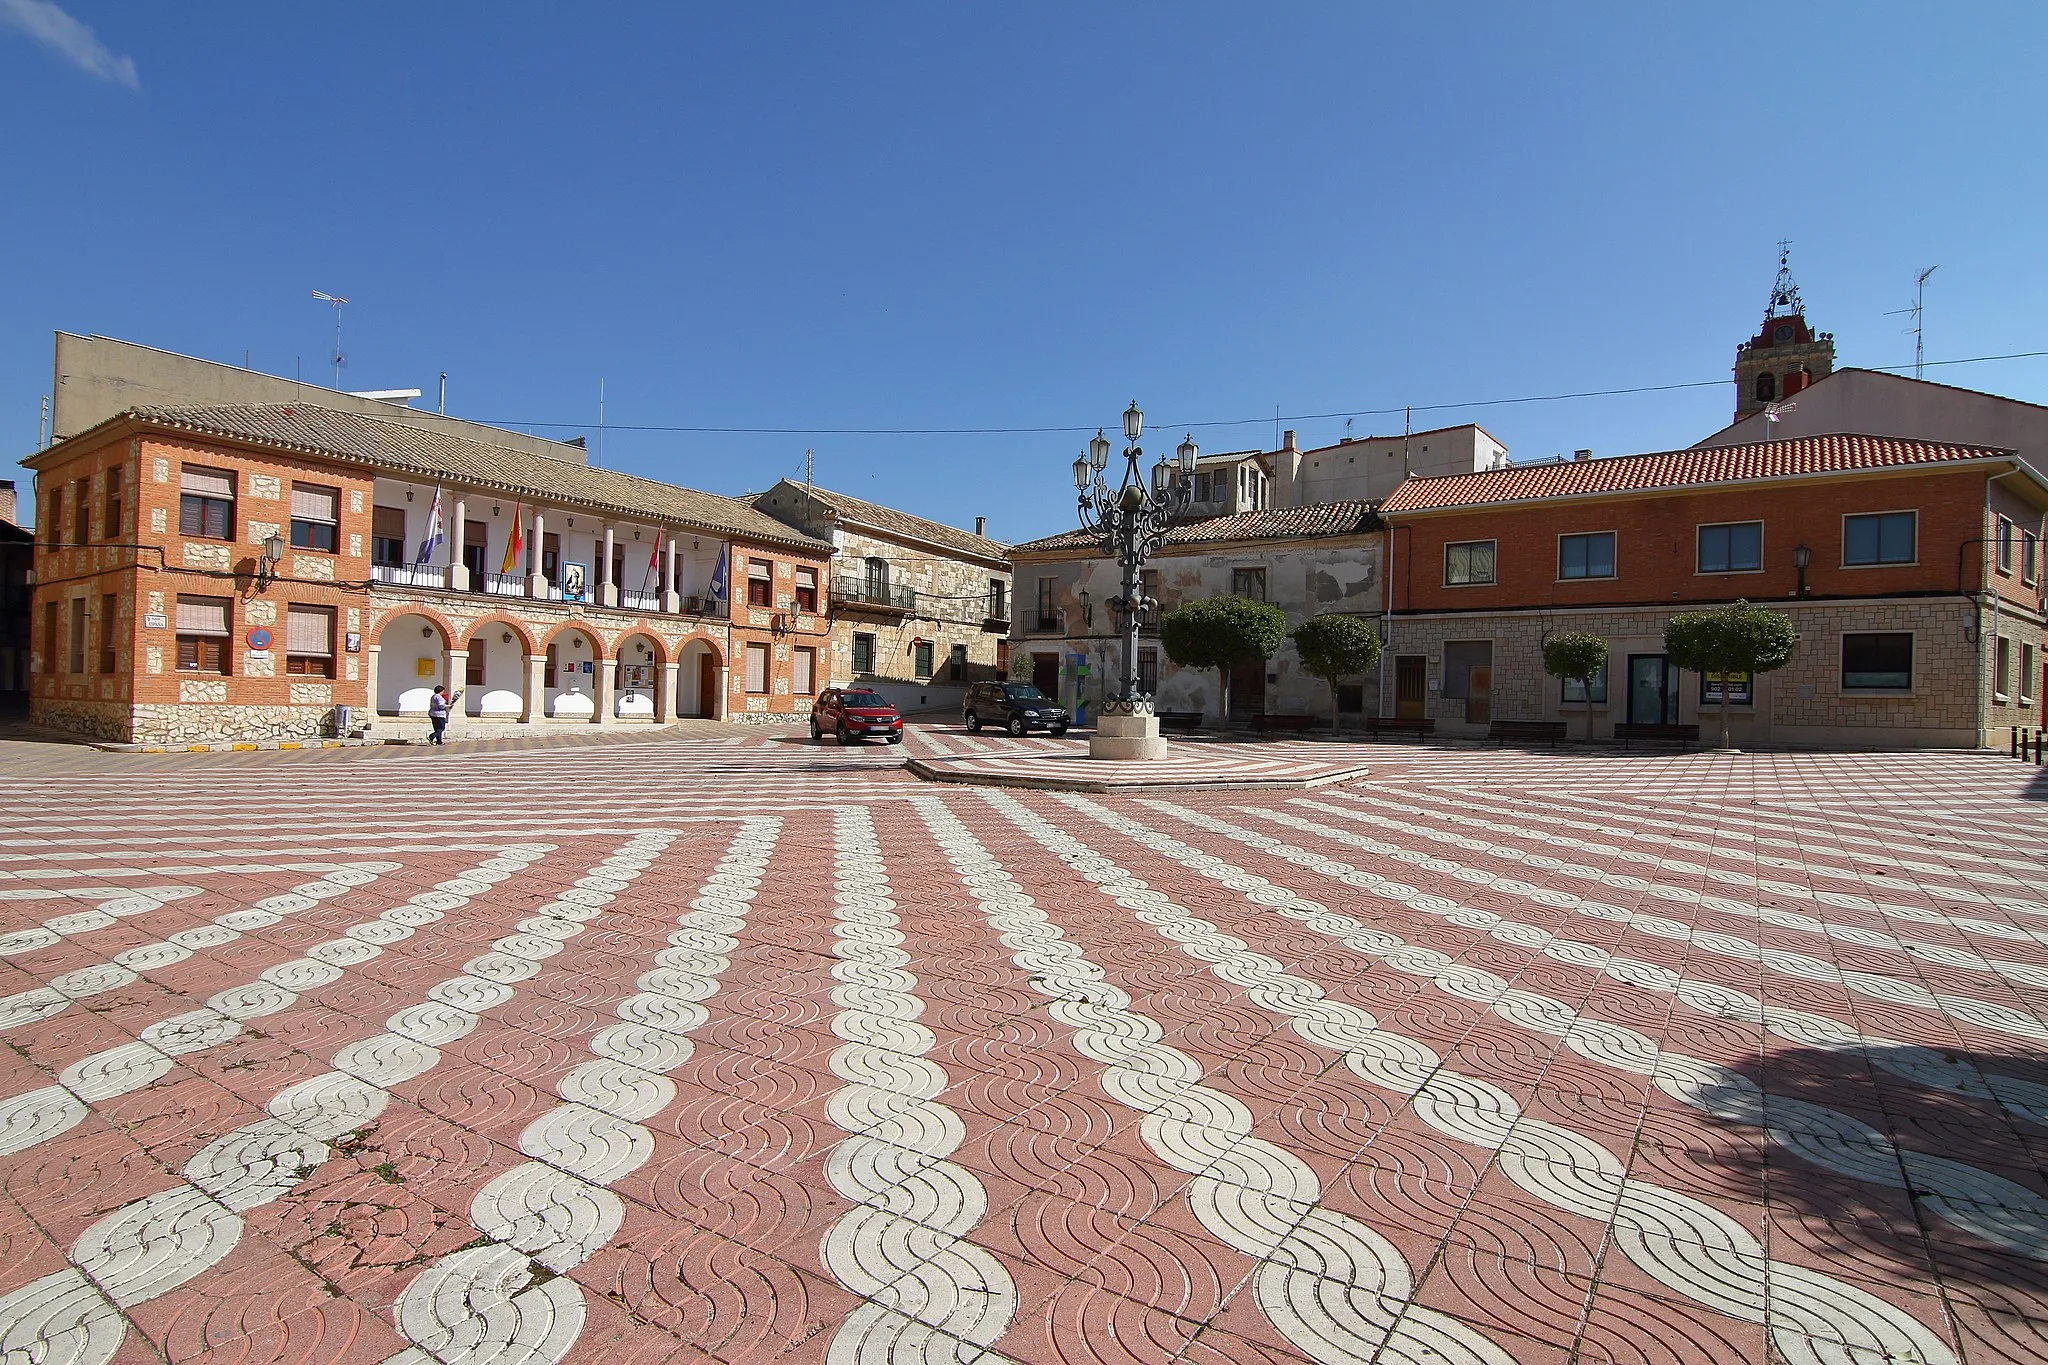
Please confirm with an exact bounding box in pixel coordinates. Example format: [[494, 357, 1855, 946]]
[[1075, 401, 1198, 759]]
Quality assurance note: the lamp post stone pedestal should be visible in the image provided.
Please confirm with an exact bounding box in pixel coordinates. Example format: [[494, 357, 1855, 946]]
[[1074, 402, 1198, 762]]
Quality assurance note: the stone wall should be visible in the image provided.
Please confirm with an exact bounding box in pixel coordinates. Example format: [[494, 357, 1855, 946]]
[[832, 525, 1007, 690], [132, 702, 339, 746], [30, 697, 133, 743]]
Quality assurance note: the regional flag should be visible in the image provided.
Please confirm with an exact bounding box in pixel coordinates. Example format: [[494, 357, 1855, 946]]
[[501, 502, 526, 575], [707, 546, 728, 602], [415, 486, 446, 565]]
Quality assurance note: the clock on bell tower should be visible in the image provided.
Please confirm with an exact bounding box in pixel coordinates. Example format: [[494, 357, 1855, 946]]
[[1733, 242, 1835, 423]]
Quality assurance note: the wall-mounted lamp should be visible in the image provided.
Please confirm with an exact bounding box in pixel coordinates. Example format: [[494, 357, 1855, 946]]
[[1792, 542, 1812, 598], [567, 517, 575, 528], [406, 488, 414, 502], [256, 533, 285, 590], [421, 626, 432, 639], [493, 502, 501, 517], [633, 529, 641, 541], [1078, 588, 1093, 628]]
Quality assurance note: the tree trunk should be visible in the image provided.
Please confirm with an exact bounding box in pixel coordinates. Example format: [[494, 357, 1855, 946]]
[[1217, 669, 1230, 730], [1719, 688, 1732, 750], [1583, 685, 1594, 743], [1329, 675, 1342, 734]]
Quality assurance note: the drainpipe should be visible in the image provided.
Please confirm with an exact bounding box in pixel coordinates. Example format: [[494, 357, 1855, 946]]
[[1380, 519, 1399, 718], [1980, 468, 2027, 747]]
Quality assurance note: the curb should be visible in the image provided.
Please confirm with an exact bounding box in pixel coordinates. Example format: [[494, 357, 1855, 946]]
[[902, 756, 1371, 794]]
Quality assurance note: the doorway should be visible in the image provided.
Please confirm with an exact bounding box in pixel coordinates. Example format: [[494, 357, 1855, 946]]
[[1032, 653, 1060, 699], [1627, 654, 1680, 725], [698, 652, 718, 719], [1228, 662, 1266, 720], [1395, 656, 1426, 719], [1465, 665, 1492, 725]]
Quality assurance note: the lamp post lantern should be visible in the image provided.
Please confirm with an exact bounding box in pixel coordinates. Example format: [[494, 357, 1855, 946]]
[[1076, 400, 1198, 759]]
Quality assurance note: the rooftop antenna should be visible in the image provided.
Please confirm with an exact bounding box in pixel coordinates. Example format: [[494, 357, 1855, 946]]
[[1884, 265, 1938, 380], [438, 373, 447, 415], [310, 291, 348, 388], [805, 447, 815, 498], [1344, 417, 1354, 442], [1402, 406, 1413, 477], [597, 378, 605, 467]]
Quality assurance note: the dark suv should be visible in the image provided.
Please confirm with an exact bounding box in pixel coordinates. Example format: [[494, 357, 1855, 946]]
[[811, 688, 904, 744], [964, 681, 1070, 737]]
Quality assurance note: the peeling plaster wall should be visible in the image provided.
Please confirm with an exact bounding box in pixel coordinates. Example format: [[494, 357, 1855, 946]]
[[1010, 537, 1384, 724]]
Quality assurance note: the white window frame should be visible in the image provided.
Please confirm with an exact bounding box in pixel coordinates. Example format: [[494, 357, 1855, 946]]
[[1997, 517, 2015, 576]]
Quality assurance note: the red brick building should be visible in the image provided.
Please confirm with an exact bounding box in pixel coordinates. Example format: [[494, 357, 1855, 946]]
[[23, 405, 834, 745], [1378, 434, 2048, 747]]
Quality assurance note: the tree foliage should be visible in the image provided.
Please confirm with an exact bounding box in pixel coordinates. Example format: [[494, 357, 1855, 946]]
[[1663, 600, 1797, 747], [1159, 595, 1289, 722], [1541, 631, 1609, 741], [1292, 614, 1382, 731]]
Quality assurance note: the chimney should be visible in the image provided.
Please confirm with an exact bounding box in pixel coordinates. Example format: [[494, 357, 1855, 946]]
[[1573, 449, 1592, 462], [974, 516, 986, 537], [0, 480, 14, 527], [565, 435, 587, 449], [1282, 430, 1297, 453]]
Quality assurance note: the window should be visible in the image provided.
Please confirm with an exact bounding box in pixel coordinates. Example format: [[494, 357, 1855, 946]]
[[2027, 531, 2040, 587], [1138, 647, 1158, 695], [466, 647, 486, 688], [1755, 372, 1776, 403], [1995, 635, 2012, 699], [1842, 632, 1912, 690], [1440, 640, 1492, 699], [544, 644, 557, 689], [795, 566, 818, 613], [1036, 576, 1058, 631], [2025, 643, 2037, 703], [988, 579, 1007, 621], [67, 599, 85, 674], [793, 646, 816, 695], [175, 595, 231, 674], [1998, 518, 2016, 576], [290, 483, 340, 553], [97, 594, 117, 674], [103, 467, 123, 540], [44, 485, 62, 546], [72, 479, 90, 545], [1562, 663, 1608, 704], [996, 640, 1009, 676], [371, 506, 406, 568], [852, 632, 875, 674], [1193, 472, 1211, 502], [1697, 522, 1763, 574], [864, 556, 889, 600], [1557, 532, 1615, 580], [42, 600, 58, 672], [747, 558, 774, 607], [541, 532, 560, 583], [745, 641, 770, 693], [1231, 567, 1267, 601], [286, 605, 336, 678], [1445, 540, 1496, 586], [178, 466, 235, 541], [914, 640, 934, 678], [1701, 671, 1752, 707], [947, 643, 966, 681], [1843, 511, 1916, 566]]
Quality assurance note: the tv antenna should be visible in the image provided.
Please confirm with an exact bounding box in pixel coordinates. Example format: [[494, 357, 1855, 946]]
[[1886, 266, 1938, 379], [310, 291, 348, 388]]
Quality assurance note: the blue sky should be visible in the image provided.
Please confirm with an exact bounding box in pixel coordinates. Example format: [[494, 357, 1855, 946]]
[[3, 3, 2044, 541]]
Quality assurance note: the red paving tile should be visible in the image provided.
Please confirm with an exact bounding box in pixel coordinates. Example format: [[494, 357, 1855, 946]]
[[1, 730, 2044, 1361]]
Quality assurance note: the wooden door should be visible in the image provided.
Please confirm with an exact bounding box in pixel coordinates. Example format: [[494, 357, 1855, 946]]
[[1032, 653, 1060, 698], [1228, 662, 1265, 720], [1465, 665, 1492, 725], [698, 653, 718, 719], [1395, 656, 1426, 719]]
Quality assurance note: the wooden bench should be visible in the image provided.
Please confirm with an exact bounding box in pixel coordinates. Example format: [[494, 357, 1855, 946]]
[[1249, 713, 1318, 734], [1613, 722, 1700, 748], [1361, 716, 1436, 741], [1155, 710, 1206, 732], [1487, 719, 1567, 747]]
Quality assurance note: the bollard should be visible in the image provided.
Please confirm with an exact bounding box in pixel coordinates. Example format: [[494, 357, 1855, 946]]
[[2037, 730, 2044, 766], [2015, 726, 2023, 757]]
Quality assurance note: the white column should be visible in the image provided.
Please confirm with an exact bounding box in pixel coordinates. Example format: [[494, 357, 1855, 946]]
[[521, 654, 544, 723], [662, 533, 680, 614], [601, 525, 618, 607], [364, 645, 381, 723], [449, 498, 469, 591], [593, 651, 614, 723], [715, 663, 730, 721], [664, 658, 684, 721], [528, 512, 547, 597]]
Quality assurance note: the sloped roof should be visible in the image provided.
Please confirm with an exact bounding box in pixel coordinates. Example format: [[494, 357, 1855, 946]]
[[767, 481, 1009, 561], [1012, 500, 1381, 555], [1379, 433, 2022, 514], [42, 404, 832, 551]]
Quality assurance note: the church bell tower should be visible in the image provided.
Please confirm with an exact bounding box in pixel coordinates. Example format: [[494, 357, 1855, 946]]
[[1733, 243, 1834, 423]]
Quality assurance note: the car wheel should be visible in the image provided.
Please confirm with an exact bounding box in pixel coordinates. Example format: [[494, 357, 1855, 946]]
[[1007, 715, 1028, 737], [810, 719, 822, 742], [965, 711, 981, 733], [837, 724, 854, 745], [1049, 725, 1068, 738], [887, 734, 903, 745]]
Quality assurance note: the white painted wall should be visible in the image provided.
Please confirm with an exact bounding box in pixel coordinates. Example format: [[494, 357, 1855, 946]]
[[379, 614, 444, 714], [462, 632, 526, 717], [547, 630, 597, 718]]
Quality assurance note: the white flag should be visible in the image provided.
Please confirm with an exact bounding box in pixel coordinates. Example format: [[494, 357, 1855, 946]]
[[415, 486, 446, 565]]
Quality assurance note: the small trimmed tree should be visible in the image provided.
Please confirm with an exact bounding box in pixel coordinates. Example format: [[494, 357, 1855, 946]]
[[1159, 595, 1288, 725], [1663, 600, 1797, 749], [1008, 648, 1034, 681], [1293, 613, 1382, 733], [1541, 632, 1609, 741]]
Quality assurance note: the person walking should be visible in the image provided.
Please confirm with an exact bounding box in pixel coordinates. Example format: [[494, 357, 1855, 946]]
[[428, 684, 460, 746]]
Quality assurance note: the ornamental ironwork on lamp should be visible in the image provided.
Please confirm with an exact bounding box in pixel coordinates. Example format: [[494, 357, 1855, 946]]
[[1075, 400, 1196, 717]]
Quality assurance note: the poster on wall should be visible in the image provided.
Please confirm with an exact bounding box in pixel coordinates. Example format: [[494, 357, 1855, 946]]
[[345, 632, 362, 653], [416, 658, 436, 677], [561, 562, 588, 603], [620, 664, 655, 690]]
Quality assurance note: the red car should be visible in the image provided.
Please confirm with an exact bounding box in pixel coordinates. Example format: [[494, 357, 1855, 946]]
[[810, 687, 904, 744]]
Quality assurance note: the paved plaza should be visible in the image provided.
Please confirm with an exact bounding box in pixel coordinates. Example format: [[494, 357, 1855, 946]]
[[2, 725, 2047, 1365]]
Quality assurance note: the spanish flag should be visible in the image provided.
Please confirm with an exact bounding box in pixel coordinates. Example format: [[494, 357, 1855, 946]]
[[500, 501, 525, 575]]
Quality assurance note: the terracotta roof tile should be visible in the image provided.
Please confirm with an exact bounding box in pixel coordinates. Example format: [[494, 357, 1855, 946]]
[[1378, 433, 2019, 514], [92, 404, 833, 551], [1012, 500, 1381, 555]]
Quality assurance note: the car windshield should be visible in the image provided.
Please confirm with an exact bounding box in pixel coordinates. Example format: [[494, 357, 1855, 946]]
[[1003, 685, 1048, 701], [842, 692, 890, 709]]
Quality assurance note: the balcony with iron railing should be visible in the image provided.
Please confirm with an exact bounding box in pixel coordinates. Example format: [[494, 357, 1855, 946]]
[[369, 558, 733, 619], [833, 576, 917, 615]]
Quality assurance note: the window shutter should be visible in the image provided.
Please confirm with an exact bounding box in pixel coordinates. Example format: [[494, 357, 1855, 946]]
[[748, 559, 772, 580], [746, 643, 768, 691], [291, 485, 338, 521], [372, 506, 406, 540], [793, 648, 813, 694], [287, 606, 333, 655], [795, 567, 816, 589], [175, 596, 230, 635], [180, 467, 234, 498]]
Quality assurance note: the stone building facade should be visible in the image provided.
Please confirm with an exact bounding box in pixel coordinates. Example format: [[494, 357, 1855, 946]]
[[1008, 502, 1384, 726], [753, 481, 1010, 712], [24, 405, 833, 745], [1378, 433, 2048, 748]]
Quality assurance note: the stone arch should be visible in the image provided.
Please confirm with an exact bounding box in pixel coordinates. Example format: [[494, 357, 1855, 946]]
[[369, 603, 458, 649], [538, 620, 607, 659], [460, 617, 537, 719], [676, 632, 727, 721], [613, 629, 668, 720], [538, 621, 602, 720], [374, 611, 451, 716]]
